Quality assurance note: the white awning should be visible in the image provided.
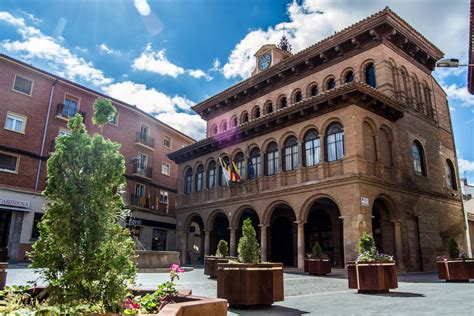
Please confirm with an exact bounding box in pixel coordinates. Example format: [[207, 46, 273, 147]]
[[0, 206, 32, 212]]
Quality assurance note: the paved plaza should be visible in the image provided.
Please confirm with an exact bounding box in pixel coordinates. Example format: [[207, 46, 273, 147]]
[[6, 265, 474, 315]]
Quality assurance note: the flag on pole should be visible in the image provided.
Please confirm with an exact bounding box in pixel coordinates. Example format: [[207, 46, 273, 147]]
[[218, 157, 231, 185], [231, 161, 242, 182], [247, 158, 255, 179]]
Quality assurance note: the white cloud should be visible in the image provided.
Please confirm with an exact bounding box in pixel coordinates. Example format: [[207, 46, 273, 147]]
[[459, 158, 474, 174], [155, 112, 206, 140], [99, 43, 120, 55], [188, 69, 213, 81], [442, 84, 474, 107], [0, 11, 112, 86], [132, 44, 185, 77], [222, 0, 470, 79], [103, 81, 206, 139]]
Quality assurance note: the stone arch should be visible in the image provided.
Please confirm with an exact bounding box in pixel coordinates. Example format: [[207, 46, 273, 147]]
[[183, 213, 205, 264], [251, 105, 261, 119], [232, 206, 261, 253], [276, 94, 288, 109], [278, 130, 298, 149], [262, 137, 279, 153], [320, 117, 344, 137], [303, 196, 344, 267], [298, 124, 319, 141], [230, 148, 244, 160], [291, 88, 303, 104], [340, 67, 355, 83], [210, 124, 218, 136], [240, 111, 249, 124], [300, 194, 343, 223], [379, 125, 394, 167], [323, 75, 336, 91], [220, 119, 228, 132], [263, 100, 274, 115], [362, 119, 377, 163], [360, 59, 377, 88], [192, 160, 204, 171], [206, 210, 231, 256], [445, 158, 457, 190], [230, 115, 238, 128], [411, 74, 421, 107], [262, 200, 295, 225], [372, 196, 397, 256], [264, 201, 297, 266], [306, 81, 319, 97]]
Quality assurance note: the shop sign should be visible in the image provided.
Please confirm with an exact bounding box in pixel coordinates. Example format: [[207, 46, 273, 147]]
[[0, 197, 30, 208]]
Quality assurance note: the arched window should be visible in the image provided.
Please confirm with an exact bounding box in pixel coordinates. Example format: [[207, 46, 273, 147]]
[[195, 164, 204, 192], [280, 96, 288, 109], [365, 63, 376, 88], [241, 111, 249, 124], [220, 156, 231, 186], [310, 84, 319, 97], [207, 160, 217, 189], [284, 136, 299, 171], [211, 124, 218, 135], [326, 78, 336, 90], [326, 122, 344, 162], [445, 159, 456, 189], [230, 116, 238, 128], [220, 120, 227, 132], [235, 152, 245, 179], [185, 168, 193, 194], [294, 91, 303, 103], [248, 147, 261, 179], [265, 102, 273, 114], [412, 141, 425, 176], [304, 129, 320, 167], [266, 142, 279, 176], [252, 106, 261, 119], [345, 70, 354, 83]]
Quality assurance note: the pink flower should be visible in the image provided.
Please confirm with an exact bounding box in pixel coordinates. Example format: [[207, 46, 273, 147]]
[[170, 264, 185, 273], [123, 297, 140, 310]]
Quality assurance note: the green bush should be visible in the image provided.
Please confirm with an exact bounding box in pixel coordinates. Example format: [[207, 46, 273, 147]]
[[312, 242, 323, 259], [237, 218, 260, 263], [357, 232, 393, 263], [215, 239, 228, 257], [30, 112, 136, 312], [447, 237, 460, 259], [358, 232, 376, 254]]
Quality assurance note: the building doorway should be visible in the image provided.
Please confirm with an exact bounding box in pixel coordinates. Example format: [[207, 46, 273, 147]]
[[372, 198, 395, 256], [304, 198, 344, 267], [210, 212, 230, 256], [269, 204, 296, 266], [185, 214, 204, 264]]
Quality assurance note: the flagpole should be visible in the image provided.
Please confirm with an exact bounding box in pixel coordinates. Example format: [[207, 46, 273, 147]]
[[218, 156, 232, 197]]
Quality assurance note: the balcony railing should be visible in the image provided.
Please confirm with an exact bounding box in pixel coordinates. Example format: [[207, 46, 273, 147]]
[[56, 103, 86, 120], [136, 132, 155, 149], [130, 194, 150, 208], [132, 162, 153, 178]]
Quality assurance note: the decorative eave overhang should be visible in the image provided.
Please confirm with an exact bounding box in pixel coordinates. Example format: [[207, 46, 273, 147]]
[[168, 82, 404, 164], [192, 7, 443, 121]]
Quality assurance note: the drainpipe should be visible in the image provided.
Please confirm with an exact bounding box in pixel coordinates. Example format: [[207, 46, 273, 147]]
[[34, 78, 58, 192]]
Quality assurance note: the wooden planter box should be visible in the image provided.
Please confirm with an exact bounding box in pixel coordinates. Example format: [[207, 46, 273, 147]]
[[217, 262, 284, 307], [304, 259, 331, 275], [348, 262, 398, 293], [437, 259, 474, 282], [26, 287, 228, 315], [0, 262, 6, 290], [204, 256, 236, 278]]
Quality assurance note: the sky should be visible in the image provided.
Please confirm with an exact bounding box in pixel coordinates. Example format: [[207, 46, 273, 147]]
[[0, 0, 473, 181]]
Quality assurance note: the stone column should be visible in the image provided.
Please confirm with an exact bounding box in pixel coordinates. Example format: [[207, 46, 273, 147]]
[[204, 230, 211, 256], [392, 220, 405, 270], [295, 221, 305, 270], [229, 227, 237, 257], [259, 224, 268, 262]]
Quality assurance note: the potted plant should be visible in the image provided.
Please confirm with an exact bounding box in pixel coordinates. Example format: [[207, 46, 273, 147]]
[[304, 242, 331, 275], [204, 239, 236, 278], [437, 237, 474, 282], [348, 232, 398, 293], [217, 218, 284, 307]]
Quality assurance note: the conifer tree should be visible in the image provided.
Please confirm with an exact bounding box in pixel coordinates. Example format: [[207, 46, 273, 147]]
[[238, 218, 260, 263]]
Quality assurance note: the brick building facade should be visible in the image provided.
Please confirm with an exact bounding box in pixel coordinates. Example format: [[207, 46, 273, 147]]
[[169, 8, 466, 272], [0, 54, 194, 262]]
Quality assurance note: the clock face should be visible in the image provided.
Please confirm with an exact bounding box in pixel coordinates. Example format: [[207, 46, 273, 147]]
[[258, 53, 272, 71]]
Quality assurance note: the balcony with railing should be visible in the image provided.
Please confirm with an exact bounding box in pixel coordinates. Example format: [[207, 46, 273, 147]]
[[132, 161, 153, 179], [135, 132, 155, 149], [130, 194, 150, 208], [56, 103, 86, 120]]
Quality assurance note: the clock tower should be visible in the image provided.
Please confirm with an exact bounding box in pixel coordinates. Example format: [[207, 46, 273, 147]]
[[252, 44, 292, 76]]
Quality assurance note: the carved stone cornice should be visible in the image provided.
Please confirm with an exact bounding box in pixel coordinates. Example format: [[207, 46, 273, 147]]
[[168, 82, 404, 164]]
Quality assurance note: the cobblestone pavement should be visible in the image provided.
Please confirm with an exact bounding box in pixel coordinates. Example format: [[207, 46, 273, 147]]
[[5, 265, 474, 315]]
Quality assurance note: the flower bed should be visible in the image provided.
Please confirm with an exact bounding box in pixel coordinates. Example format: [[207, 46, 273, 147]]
[[436, 259, 474, 282]]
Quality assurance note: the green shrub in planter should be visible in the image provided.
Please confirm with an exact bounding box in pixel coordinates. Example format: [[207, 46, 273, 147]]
[[356, 232, 393, 263], [312, 242, 323, 259], [30, 103, 136, 313], [216, 240, 228, 257], [237, 218, 260, 263], [447, 237, 460, 259]]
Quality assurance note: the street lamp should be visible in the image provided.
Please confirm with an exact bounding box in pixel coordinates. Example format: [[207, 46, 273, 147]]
[[435, 58, 474, 68]]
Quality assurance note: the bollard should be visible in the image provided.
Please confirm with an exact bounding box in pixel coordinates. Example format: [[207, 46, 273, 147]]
[[0, 262, 7, 290]]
